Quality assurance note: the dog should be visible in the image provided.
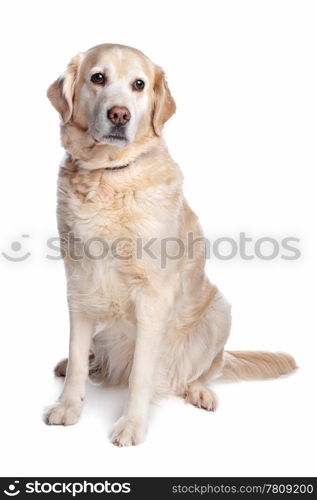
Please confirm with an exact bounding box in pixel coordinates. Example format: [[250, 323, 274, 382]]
[[45, 43, 296, 446]]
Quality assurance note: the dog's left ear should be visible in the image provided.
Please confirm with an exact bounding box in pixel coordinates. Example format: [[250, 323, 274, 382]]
[[47, 53, 83, 124], [152, 67, 176, 136]]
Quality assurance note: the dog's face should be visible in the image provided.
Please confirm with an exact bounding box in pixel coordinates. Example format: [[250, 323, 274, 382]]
[[48, 44, 176, 147]]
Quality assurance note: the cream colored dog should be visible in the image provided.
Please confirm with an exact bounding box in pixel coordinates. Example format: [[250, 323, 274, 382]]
[[45, 43, 296, 446]]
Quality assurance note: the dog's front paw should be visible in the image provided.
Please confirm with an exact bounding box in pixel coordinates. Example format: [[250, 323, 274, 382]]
[[44, 401, 82, 426], [111, 417, 145, 447]]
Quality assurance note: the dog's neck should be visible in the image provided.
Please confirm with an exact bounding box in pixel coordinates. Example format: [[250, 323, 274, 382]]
[[61, 122, 162, 171], [61, 127, 182, 197]]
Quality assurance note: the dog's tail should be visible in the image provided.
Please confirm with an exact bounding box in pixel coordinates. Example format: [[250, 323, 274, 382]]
[[219, 350, 297, 381]]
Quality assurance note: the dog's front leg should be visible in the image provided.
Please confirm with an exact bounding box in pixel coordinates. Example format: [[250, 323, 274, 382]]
[[111, 292, 169, 446], [45, 311, 94, 426]]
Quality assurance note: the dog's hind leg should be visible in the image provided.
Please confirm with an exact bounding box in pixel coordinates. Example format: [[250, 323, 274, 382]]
[[181, 350, 225, 411], [54, 358, 68, 377]]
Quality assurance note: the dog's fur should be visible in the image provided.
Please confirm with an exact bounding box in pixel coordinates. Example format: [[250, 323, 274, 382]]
[[45, 44, 296, 446]]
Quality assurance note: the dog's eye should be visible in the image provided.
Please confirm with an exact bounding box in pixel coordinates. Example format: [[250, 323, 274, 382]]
[[91, 73, 106, 85], [133, 79, 145, 91]]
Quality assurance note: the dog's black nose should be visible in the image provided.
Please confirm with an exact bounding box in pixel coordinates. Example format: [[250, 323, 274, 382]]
[[107, 106, 131, 126]]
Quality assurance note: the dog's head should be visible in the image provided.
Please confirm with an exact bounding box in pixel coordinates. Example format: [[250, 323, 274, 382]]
[[48, 44, 176, 148]]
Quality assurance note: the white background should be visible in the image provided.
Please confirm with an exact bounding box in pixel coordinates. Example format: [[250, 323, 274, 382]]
[[0, 0, 316, 477]]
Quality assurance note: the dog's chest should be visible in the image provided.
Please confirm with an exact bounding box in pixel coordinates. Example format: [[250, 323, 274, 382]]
[[59, 170, 149, 319], [69, 175, 139, 238]]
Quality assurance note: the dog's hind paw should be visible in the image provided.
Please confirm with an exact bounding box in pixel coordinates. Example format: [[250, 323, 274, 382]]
[[184, 383, 218, 411]]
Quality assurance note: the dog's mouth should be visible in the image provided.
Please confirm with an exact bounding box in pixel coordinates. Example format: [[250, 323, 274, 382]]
[[93, 133, 128, 145], [105, 134, 127, 142]]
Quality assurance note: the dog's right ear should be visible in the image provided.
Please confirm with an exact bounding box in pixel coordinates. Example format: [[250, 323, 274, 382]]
[[152, 66, 176, 136], [47, 53, 83, 124]]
